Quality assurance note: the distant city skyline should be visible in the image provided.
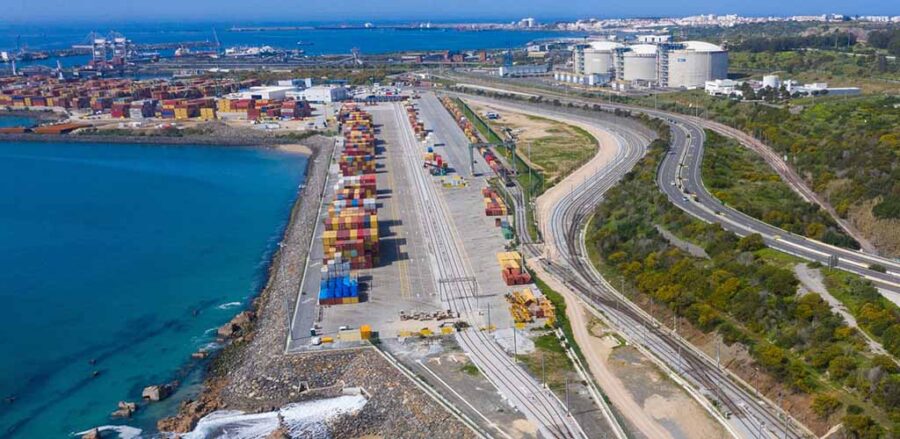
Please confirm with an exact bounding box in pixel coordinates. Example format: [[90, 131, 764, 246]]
[[3, 0, 899, 24]]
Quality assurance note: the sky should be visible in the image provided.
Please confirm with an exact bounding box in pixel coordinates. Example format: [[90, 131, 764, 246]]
[[3, 0, 898, 23]]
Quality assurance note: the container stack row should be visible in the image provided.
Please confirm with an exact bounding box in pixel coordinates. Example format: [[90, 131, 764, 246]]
[[0, 74, 314, 122], [319, 105, 380, 305], [497, 251, 532, 286], [338, 105, 377, 176], [318, 256, 360, 305], [423, 151, 449, 176], [494, 218, 514, 240], [439, 96, 479, 143], [404, 101, 426, 140], [482, 188, 508, 216]]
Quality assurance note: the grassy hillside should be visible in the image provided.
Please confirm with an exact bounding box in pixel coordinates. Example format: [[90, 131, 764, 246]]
[[701, 130, 858, 248], [638, 91, 900, 257], [586, 115, 898, 436]]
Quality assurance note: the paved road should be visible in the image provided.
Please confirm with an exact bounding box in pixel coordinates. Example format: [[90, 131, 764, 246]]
[[441, 75, 900, 296], [452, 94, 812, 439], [416, 92, 493, 178], [389, 101, 585, 439], [660, 120, 900, 298]]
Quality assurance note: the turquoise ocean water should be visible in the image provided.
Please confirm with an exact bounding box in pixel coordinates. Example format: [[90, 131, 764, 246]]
[[0, 141, 307, 437], [0, 116, 36, 128]]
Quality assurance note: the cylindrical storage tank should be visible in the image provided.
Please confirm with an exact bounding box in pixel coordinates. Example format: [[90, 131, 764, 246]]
[[762, 75, 780, 89], [582, 41, 622, 76], [622, 44, 658, 82], [666, 41, 728, 89]]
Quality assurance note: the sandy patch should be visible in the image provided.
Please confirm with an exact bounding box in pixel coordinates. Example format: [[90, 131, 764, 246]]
[[276, 143, 313, 155], [510, 419, 538, 438]]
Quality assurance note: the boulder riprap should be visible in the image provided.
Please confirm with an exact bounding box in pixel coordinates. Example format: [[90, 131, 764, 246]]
[[110, 401, 137, 418], [81, 428, 101, 439], [142, 381, 177, 402], [217, 311, 255, 339]]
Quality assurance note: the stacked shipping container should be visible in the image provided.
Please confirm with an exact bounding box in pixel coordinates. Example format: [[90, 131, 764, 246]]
[[319, 105, 380, 305], [497, 251, 532, 286], [482, 187, 508, 216]]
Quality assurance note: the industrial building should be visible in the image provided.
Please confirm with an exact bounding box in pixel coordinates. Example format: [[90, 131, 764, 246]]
[[497, 64, 550, 78], [569, 39, 728, 89], [704, 74, 861, 98], [288, 85, 350, 103]]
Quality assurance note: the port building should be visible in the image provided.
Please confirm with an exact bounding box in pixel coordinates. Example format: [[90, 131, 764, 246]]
[[570, 39, 728, 89]]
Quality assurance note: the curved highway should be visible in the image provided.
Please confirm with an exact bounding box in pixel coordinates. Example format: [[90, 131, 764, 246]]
[[450, 94, 813, 439], [659, 120, 900, 295], [443, 78, 900, 297]]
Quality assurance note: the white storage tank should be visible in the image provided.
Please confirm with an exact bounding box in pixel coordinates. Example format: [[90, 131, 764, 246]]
[[581, 41, 623, 76], [762, 74, 781, 89], [622, 44, 659, 82], [666, 41, 728, 89]]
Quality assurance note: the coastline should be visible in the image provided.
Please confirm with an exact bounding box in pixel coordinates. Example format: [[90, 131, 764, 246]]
[[0, 131, 317, 148], [155, 134, 336, 432], [0, 108, 65, 123]]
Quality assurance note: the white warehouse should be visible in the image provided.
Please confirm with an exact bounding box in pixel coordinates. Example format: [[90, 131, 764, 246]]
[[571, 40, 728, 89]]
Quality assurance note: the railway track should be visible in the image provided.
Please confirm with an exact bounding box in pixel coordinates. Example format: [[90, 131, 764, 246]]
[[387, 103, 584, 439], [464, 97, 811, 439]]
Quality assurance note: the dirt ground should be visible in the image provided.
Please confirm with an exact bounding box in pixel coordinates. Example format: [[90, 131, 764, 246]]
[[466, 101, 597, 185], [530, 262, 728, 439]]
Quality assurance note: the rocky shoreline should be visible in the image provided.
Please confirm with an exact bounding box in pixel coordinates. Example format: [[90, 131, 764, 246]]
[[153, 133, 336, 433], [149, 131, 476, 437]]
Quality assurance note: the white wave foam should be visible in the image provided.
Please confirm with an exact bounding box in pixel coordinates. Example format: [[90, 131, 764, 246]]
[[182, 394, 367, 439], [216, 301, 243, 310], [74, 425, 142, 439]]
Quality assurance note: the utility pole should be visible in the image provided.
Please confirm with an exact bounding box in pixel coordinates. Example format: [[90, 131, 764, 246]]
[[780, 393, 787, 439], [716, 337, 720, 369], [565, 376, 570, 414], [541, 352, 546, 387], [513, 325, 518, 362]]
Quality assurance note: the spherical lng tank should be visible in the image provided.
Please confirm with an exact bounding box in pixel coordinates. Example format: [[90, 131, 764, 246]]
[[666, 41, 728, 88], [622, 44, 659, 82], [582, 41, 623, 76]]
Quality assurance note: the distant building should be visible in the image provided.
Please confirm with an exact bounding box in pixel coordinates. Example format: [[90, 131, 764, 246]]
[[497, 64, 550, 77], [554, 71, 612, 86], [518, 17, 537, 28], [704, 79, 743, 96], [637, 35, 671, 44], [234, 85, 297, 100], [288, 85, 349, 103]]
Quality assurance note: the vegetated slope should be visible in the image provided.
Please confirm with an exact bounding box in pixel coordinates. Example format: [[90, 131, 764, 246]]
[[649, 92, 900, 257], [701, 130, 858, 248], [586, 116, 899, 436]]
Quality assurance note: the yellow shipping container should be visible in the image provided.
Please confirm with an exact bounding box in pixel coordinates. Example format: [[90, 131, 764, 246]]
[[360, 324, 372, 339]]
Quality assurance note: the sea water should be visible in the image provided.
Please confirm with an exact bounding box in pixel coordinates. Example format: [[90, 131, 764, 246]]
[[2, 21, 585, 68], [0, 116, 36, 128], [0, 141, 308, 438]]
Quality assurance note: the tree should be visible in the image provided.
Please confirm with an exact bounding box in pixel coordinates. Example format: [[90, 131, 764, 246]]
[[828, 355, 857, 380], [842, 414, 883, 439], [811, 393, 842, 418], [738, 233, 766, 252]]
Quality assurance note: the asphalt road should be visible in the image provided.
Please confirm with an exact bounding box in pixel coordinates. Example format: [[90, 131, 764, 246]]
[[450, 93, 812, 439], [659, 118, 900, 298]]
